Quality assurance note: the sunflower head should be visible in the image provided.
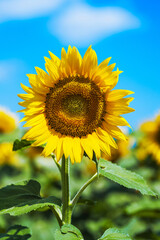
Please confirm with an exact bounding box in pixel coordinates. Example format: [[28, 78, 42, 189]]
[[0, 107, 17, 134], [139, 114, 160, 163], [18, 46, 134, 164]]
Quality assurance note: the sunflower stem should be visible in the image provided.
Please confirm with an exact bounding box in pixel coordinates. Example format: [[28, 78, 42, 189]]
[[49, 206, 62, 227], [51, 154, 61, 173], [61, 155, 72, 224], [71, 173, 98, 210]]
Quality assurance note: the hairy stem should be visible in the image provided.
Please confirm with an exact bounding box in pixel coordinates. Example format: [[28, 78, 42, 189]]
[[71, 173, 98, 210], [49, 206, 62, 227], [61, 155, 72, 224], [51, 154, 61, 173]]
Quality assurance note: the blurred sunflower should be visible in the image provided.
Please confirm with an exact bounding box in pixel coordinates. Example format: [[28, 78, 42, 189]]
[[103, 139, 130, 162], [0, 107, 17, 134], [25, 146, 44, 159], [0, 143, 19, 166], [18, 46, 134, 163], [140, 114, 160, 163]]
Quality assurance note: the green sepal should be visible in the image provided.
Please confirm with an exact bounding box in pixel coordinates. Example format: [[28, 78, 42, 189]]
[[98, 158, 157, 196], [98, 228, 132, 240], [92, 152, 99, 177], [13, 139, 34, 151], [54, 224, 84, 240], [0, 180, 61, 217], [0, 225, 31, 239]]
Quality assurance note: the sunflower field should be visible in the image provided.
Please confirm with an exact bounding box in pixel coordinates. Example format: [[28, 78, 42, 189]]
[[0, 1, 160, 239], [0, 46, 159, 240]]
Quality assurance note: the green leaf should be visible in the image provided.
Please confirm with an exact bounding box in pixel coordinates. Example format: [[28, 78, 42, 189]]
[[98, 228, 132, 240], [126, 198, 160, 215], [13, 139, 33, 151], [0, 225, 31, 239], [0, 180, 61, 217], [98, 158, 156, 196], [54, 224, 84, 240]]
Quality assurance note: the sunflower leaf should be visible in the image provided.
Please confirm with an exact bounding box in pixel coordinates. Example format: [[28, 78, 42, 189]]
[[98, 228, 132, 240], [0, 180, 61, 218], [126, 198, 160, 215], [54, 224, 84, 240], [98, 158, 157, 196], [13, 139, 34, 151], [0, 224, 31, 239]]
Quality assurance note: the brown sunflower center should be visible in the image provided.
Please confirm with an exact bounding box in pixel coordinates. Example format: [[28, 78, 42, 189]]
[[62, 94, 89, 117], [45, 76, 106, 137]]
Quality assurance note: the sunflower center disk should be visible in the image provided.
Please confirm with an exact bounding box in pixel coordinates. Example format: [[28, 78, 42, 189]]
[[62, 95, 88, 117], [45, 76, 106, 137]]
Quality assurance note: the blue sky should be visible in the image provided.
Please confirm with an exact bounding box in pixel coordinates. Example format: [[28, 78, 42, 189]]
[[0, 0, 159, 129]]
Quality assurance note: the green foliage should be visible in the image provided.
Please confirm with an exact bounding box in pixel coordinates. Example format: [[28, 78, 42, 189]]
[[54, 224, 84, 240], [98, 158, 156, 196], [0, 180, 61, 217], [98, 228, 132, 240], [0, 129, 22, 144], [126, 198, 160, 215], [0, 225, 31, 239], [13, 139, 33, 151]]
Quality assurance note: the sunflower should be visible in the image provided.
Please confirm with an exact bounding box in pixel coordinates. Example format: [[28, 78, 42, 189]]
[[102, 139, 130, 162], [0, 143, 20, 166], [0, 107, 17, 134], [139, 114, 160, 163], [18, 46, 134, 163]]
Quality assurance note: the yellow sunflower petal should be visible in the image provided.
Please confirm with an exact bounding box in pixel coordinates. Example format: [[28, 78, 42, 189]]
[[48, 51, 61, 66], [65, 46, 82, 76], [81, 46, 98, 78], [72, 138, 82, 163], [81, 136, 93, 160], [107, 90, 134, 101], [106, 104, 135, 116], [55, 137, 63, 161], [98, 140, 111, 157], [31, 131, 51, 146], [102, 122, 127, 141], [21, 83, 33, 94], [27, 74, 49, 95], [104, 114, 131, 127], [23, 114, 45, 127], [63, 136, 74, 160], [88, 133, 101, 159], [96, 127, 118, 149], [44, 57, 60, 83], [42, 135, 59, 157]]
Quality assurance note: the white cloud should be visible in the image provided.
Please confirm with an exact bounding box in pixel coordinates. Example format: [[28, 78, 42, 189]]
[[48, 3, 140, 46], [0, 0, 64, 22], [0, 60, 24, 82]]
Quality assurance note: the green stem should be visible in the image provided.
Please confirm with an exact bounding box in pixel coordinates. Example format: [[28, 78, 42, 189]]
[[71, 173, 98, 210], [49, 206, 62, 227], [51, 154, 61, 173], [61, 155, 72, 224]]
